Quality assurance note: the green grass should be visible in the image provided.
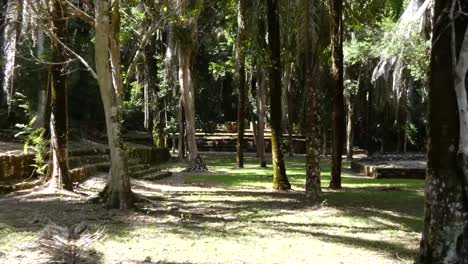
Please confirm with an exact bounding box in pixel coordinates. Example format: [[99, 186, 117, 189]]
[[0, 154, 426, 263]]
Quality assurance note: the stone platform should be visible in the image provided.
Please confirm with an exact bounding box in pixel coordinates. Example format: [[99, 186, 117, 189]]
[[351, 154, 426, 179]]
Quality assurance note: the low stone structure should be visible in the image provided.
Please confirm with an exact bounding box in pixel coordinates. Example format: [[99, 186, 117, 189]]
[[351, 154, 426, 179], [0, 151, 35, 182], [0, 141, 171, 194]]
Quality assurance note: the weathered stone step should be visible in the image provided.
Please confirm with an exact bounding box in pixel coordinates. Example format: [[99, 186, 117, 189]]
[[68, 148, 109, 157], [139, 171, 172, 181], [69, 154, 110, 169], [130, 166, 161, 178], [69, 162, 110, 183], [128, 163, 150, 172]]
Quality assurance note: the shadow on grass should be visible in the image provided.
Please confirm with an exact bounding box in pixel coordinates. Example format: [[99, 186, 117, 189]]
[[0, 154, 425, 262]]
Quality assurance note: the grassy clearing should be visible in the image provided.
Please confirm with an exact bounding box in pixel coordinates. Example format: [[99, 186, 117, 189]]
[[0, 154, 424, 264]]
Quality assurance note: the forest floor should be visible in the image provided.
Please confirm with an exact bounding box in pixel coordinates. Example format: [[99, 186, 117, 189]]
[[0, 153, 425, 264]]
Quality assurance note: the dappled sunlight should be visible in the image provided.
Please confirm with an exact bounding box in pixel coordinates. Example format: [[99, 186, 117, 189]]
[[0, 154, 425, 263]]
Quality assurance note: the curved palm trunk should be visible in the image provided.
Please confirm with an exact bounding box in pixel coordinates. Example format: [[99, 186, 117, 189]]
[[329, 0, 345, 190], [267, 0, 290, 190], [48, 0, 72, 191], [236, 0, 247, 169], [95, 0, 133, 209]]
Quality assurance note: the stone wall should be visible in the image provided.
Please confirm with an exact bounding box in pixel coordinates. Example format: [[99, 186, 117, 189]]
[[0, 152, 35, 182]]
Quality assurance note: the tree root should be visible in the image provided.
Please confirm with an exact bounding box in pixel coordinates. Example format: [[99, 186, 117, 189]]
[[182, 154, 209, 173]]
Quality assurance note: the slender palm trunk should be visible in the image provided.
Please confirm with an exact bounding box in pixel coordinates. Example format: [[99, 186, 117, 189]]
[[267, 0, 290, 190], [329, 0, 344, 190], [346, 93, 354, 160], [257, 68, 267, 167], [236, 0, 247, 168], [303, 0, 321, 200]]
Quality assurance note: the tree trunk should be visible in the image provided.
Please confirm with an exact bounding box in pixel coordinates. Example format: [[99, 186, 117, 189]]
[[256, 4, 267, 168], [329, 0, 344, 190], [95, 0, 133, 209], [236, 0, 247, 168], [257, 68, 267, 167], [287, 75, 294, 157], [267, 0, 290, 190], [47, 0, 72, 191], [1, 0, 20, 110], [417, 0, 468, 262], [178, 47, 199, 162], [145, 34, 165, 148], [303, 0, 321, 201], [177, 97, 185, 160], [346, 93, 354, 160], [34, 29, 48, 130]]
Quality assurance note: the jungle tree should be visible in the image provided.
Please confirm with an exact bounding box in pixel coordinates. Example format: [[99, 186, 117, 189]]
[[47, 0, 73, 190], [266, 0, 290, 190], [417, 0, 468, 262], [94, 0, 133, 209], [255, 0, 267, 168], [300, 0, 322, 200], [329, 0, 344, 189], [176, 0, 207, 171], [236, 0, 247, 168]]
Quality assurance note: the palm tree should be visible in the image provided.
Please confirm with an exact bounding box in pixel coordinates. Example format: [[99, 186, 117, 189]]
[[266, 0, 291, 190], [329, 0, 344, 190]]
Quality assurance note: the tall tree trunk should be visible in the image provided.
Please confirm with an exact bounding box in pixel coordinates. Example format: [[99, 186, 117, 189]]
[[287, 75, 294, 157], [417, 0, 468, 262], [303, 0, 321, 200], [177, 97, 185, 160], [257, 68, 267, 167], [236, 0, 247, 168], [346, 93, 354, 160], [48, 0, 72, 191], [35, 29, 48, 130], [329, 0, 344, 190], [267, 0, 290, 190], [95, 0, 133, 209], [1, 0, 20, 110], [178, 47, 199, 162], [145, 34, 165, 148], [256, 1, 267, 168]]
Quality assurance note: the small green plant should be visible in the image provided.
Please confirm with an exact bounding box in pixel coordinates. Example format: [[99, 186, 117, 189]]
[[15, 116, 50, 177]]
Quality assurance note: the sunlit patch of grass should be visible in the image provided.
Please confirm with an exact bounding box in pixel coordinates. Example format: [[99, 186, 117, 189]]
[[0, 153, 425, 263]]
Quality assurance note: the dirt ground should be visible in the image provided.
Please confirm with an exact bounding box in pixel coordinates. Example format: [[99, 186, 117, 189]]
[[0, 159, 422, 264]]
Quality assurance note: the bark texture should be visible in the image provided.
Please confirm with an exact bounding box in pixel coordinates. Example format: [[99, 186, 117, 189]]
[[145, 34, 165, 148], [329, 0, 345, 190], [256, 3, 267, 168], [48, 0, 72, 191], [1, 0, 20, 109], [303, 0, 321, 200], [267, 0, 290, 190], [417, 0, 468, 262], [236, 0, 247, 169], [95, 0, 133, 209], [178, 47, 198, 162]]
